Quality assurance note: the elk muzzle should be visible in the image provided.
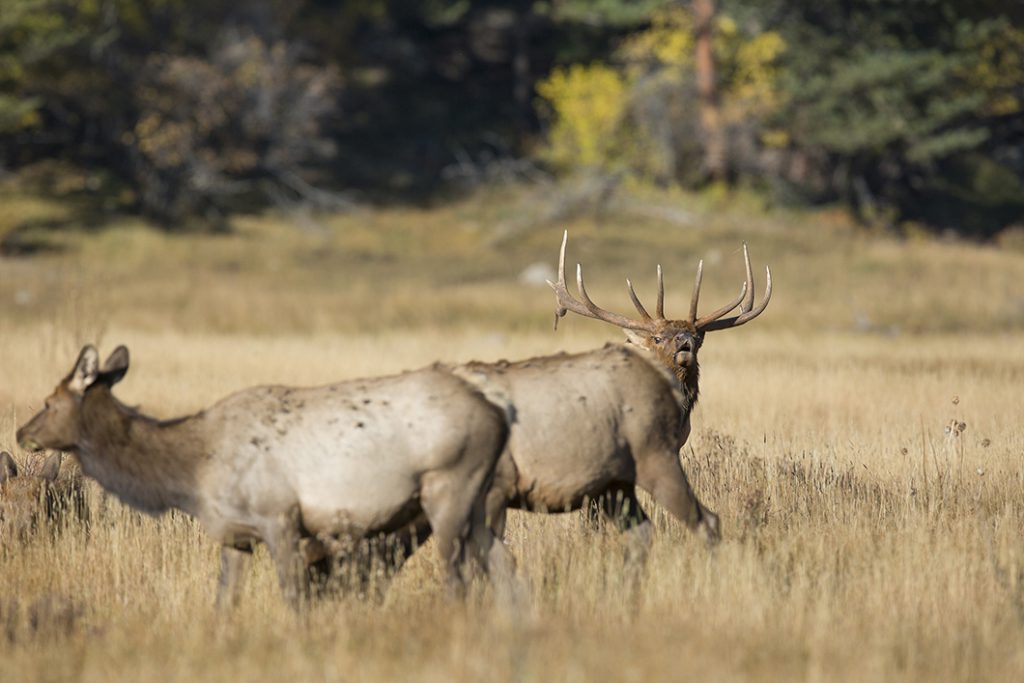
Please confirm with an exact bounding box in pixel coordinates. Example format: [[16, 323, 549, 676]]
[[673, 334, 697, 367], [17, 431, 42, 453], [17, 414, 47, 453]]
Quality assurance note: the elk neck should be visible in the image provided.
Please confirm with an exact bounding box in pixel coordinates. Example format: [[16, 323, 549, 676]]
[[622, 342, 700, 415], [76, 385, 205, 517]]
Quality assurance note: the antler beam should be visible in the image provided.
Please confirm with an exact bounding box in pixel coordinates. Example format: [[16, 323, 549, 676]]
[[549, 232, 771, 333], [548, 231, 659, 332]]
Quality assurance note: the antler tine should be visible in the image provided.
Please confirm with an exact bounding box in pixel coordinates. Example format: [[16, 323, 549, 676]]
[[655, 265, 665, 319], [694, 280, 747, 328], [688, 259, 703, 323], [700, 265, 772, 332], [740, 242, 755, 313], [548, 230, 589, 329], [578, 263, 661, 331], [625, 278, 652, 321], [557, 229, 568, 286], [575, 263, 592, 308], [547, 231, 659, 333]]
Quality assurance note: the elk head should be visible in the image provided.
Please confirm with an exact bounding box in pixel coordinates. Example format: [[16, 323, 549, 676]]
[[17, 345, 130, 453], [547, 231, 772, 382]]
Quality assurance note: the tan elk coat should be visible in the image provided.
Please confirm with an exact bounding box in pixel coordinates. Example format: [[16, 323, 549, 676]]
[[17, 347, 515, 608], [453, 233, 771, 553]]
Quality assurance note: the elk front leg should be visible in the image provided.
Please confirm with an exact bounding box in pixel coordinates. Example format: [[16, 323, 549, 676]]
[[262, 507, 310, 610], [637, 454, 720, 545], [216, 544, 252, 609]]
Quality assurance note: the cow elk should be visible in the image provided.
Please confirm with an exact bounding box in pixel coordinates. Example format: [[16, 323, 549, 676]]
[[0, 451, 86, 544], [16, 346, 516, 608], [450, 232, 771, 558]]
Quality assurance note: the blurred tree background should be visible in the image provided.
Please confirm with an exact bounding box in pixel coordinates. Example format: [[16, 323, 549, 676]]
[[0, 0, 1021, 235]]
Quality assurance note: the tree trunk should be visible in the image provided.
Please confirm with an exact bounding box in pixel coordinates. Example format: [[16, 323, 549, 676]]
[[692, 0, 726, 182]]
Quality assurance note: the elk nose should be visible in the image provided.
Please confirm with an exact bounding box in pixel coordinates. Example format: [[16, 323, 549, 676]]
[[16, 429, 39, 452]]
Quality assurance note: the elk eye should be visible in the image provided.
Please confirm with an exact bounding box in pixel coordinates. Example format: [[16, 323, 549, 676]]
[[652, 336, 662, 344]]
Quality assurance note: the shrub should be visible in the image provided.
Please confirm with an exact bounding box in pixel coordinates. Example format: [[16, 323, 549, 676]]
[[128, 29, 341, 225], [534, 62, 631, 173], [535, 7, 787, 185]]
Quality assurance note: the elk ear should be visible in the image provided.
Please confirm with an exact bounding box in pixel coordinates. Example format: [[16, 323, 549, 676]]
[[0, 451, 17, 483], [99, 346, 130, 386], [38, 452, 62, 483], [67, 345, 100, 394], [622, 329, 652, 349]]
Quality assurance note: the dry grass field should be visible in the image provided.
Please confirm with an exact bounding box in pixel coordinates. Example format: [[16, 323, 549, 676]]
[[1, 186, 1023, 681]]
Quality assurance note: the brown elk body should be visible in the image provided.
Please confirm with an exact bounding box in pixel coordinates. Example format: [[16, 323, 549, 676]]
[[452, 232, 771, 555], [16, 347, 515, 608], [0, 451, 86, 543], [332, 233, 772, 583]]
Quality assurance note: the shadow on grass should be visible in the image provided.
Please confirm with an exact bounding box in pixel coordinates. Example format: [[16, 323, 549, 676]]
[[0, 218, 74, 256]]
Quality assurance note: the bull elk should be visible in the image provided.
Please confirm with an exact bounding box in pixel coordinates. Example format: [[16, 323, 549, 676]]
[[0, 451, 86, 542], [16, 346, 515, 608], [451, 232, 771, 554]]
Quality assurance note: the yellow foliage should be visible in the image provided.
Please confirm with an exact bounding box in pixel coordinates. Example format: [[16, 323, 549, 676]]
[[724, 30, 786, 121], [134, 112, 192, 168], [619, 7, 694, 69], [536, 9, 786, 175], [18, 107, 40, 128], [759, 128, 789, 148], [619, 7, 786, 120], [535, 63, 630, 170]]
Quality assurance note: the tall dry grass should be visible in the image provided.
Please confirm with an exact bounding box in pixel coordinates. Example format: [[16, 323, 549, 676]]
[[1, 188, 1023, 681]]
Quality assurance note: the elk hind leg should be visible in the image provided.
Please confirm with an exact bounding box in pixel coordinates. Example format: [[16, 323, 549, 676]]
[[357, 526, 431, 601], [465, 488, 526, 608], [599, 486, 654, 567]]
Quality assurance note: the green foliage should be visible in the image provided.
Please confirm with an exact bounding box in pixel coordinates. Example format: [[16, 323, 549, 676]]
[[0, 0, 343, 224], [0, 0, 1021, 234], [544, 0, 673, 26], [535, 0, 1024, 233], [764, 2, 1024, 232], [0, 0, 85, 133], [959, 18, 1024, 118], [788, 49, 987, 159], [128, 31, 340, 224], [536, 5, 787, 184], [0, 94, 41, 132]]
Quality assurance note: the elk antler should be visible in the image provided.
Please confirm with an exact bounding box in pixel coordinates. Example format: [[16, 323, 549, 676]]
[[548, 231, 660, 332], [695, 243, 772, 331], [548, 232, 770, 333]]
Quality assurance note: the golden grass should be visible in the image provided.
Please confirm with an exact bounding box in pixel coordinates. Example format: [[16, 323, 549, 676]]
[[1, 187, 1023, 681]]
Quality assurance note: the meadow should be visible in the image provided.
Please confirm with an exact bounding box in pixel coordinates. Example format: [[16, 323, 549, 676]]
[[1, 186, 1023, 681]]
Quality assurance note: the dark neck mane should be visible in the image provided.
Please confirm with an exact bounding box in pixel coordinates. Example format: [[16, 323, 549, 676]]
[[673, 361, 700, 415]]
